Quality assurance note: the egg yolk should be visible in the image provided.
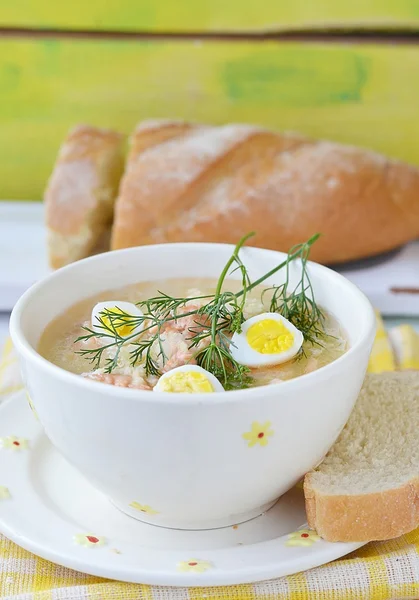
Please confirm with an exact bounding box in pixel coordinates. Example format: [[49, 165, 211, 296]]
[[160, 371, 214, 393], [246, 319, 294, 354], [101, 307, 135, 337]]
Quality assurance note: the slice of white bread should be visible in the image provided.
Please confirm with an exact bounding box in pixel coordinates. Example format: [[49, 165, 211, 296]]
[[45, 125, 124, 269], [304, 371, 419, 542]]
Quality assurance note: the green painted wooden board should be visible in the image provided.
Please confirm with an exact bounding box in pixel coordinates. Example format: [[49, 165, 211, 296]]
[[1, 0, 419, 31], [1, 38, 419, 199]]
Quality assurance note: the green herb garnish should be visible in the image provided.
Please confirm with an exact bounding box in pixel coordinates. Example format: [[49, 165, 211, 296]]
[[262, 236, 325, 346], [75, 232, 324, 389]]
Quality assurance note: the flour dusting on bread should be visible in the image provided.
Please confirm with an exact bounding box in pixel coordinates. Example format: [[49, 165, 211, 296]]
[[45, 125, 124, 269], [46, 120, 419, 268], [112, 121, 419, 261]]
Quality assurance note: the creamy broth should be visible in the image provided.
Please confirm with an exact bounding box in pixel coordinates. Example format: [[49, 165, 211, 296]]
[[39, 278, 347, 390]]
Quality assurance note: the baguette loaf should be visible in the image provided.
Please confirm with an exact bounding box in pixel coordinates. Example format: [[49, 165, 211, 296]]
[[112, 120, 419, 264], [45, 125, 124, 268], [304, 371, 419, 542]]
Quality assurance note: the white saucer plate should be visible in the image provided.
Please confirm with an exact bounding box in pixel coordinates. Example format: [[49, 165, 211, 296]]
[[0, 392, 364, 586]]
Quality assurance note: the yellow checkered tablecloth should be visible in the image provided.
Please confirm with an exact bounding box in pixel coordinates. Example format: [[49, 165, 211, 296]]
[[1, 318, 419, 600]]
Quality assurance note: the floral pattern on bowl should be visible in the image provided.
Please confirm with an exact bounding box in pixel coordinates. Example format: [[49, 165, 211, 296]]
[[129, 501, 159, 515], [242, 421, 274, 447]]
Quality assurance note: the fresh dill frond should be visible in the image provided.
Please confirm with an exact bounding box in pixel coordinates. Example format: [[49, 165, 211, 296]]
[[196, 342, 252, 391], [75, 231, 324, 389], [75, 307, 159, 373], [140, 292, 213, 321], [190, 232, 255, 388], [262, 236, 325, 346], [129, 338, 162, 377]]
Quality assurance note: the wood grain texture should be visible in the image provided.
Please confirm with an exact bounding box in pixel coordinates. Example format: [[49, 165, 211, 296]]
[[2, 38, 419, 199], [1, 0, 419, 32]]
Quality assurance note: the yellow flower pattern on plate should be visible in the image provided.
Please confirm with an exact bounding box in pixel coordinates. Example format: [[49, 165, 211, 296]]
[[130, 501, 159, 515], [242, 421, 274, 447], [286, 528, 321, 547], [0, 436, 28, 451], [177, 559, 212, 573], [74, 534, 106, 548], [0, 486, 10, 500]]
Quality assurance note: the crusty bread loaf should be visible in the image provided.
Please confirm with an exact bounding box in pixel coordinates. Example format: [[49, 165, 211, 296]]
[[304, 372, 419, 542], [112, 120, 419, 264], [45, 125, 124, 269]]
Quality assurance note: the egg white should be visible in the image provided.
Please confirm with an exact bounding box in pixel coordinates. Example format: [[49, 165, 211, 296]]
[[154, 365, 224, 393], [91, 301, 144, 339], [230, 312, 304, 367]]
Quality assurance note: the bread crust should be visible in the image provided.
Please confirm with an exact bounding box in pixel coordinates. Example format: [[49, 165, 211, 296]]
[[304, 372, 419, 542], [128, 119, 195, 161], [111, 120, 419, 263], [45, 124, 124, 268], [304, 475, 419, 542]]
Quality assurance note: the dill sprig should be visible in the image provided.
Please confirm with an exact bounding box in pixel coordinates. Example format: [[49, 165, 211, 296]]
[[75, 310, 160, 374], [262, 235, 325, 346], [189, 231, 254, 389], [75, 231, 324, 389], [75, 306, 199, 375], [140, 292, 214, 322]]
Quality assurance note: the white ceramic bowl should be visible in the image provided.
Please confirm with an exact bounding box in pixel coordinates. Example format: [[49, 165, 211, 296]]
[[10, 243, 375, 530]]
